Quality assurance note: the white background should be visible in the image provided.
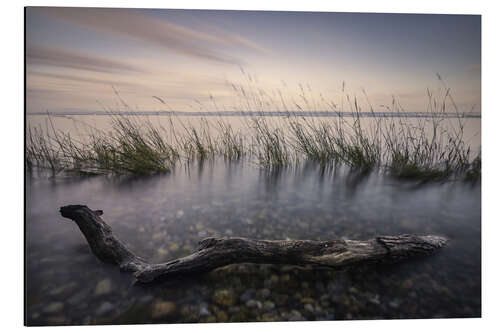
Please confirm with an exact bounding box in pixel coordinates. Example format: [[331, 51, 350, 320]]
[[1, 0, 498, 332]]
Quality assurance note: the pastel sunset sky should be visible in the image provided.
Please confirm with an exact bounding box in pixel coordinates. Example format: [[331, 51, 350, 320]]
[[26, 7, 481, 113]]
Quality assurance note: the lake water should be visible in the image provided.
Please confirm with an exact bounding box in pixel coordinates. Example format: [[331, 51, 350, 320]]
[[25, 155, 481, 325]]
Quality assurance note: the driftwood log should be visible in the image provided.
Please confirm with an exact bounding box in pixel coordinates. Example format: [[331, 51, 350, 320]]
[[59, 204, 448, 283]]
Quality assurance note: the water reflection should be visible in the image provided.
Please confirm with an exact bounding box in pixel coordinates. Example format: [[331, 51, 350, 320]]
[[26, 160, 480, 325]]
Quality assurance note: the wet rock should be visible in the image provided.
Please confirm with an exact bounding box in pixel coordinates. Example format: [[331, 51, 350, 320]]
[[304, 303, 314, 312], [67, 291, 87, 306], [151, 301, 177, 319], [212, 289, 236, 307], [46, 316, 66, 325], [43, 302, 64, 314], [49, 282, 76, 296], [199, 303, 211, 316], [263, 301, 275, 311], [230, 312, 248, 322], [205, 315, 217, 323], [94, 279, 112, 296], [369, 294, 381, 305], [288, 310, 304, 321], [246, 299, 262, 309], [96, 302, 114, 316], [152, 231, 166, 241], [157, 247, 168, 257], [300, 297, 315, 304], [261, 313, 278, 321], [239, 290, 255, 303], [389, 299, 401, 309]]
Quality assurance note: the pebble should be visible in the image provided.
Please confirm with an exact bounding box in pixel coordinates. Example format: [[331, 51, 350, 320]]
[[389, 299, 401, 309], [304, 303, 314, 312], [49, 282, 76, 296], [301, 297, 315, 304], [46, 316, 66, 325], [263, 301, 275, 311], [369, 294, 381, 305], [239, 290, 255, 303], [216, 311, 228, 322], [152, 231, 166, 241], [212, 289, 236, 307], [289, 310, 304, 321], [157, 247, 168, 257], [199, 303, 211, 316], [43, 302, 64, 314], [96, 302, 114, 316], [246, 299, 262, 309], [67, 291, 87, 306], [151, 301, 177, 318], [94, 279, 112, 296]]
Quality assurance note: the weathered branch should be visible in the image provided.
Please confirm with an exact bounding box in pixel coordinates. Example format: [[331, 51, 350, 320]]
[[59, 205, 448, 283]]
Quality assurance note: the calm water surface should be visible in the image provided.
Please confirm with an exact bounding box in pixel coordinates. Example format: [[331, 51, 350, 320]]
[[26, 160, 481, 325]]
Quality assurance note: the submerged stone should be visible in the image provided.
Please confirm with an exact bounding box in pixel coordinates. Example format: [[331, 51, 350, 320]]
[[212, 289, 236, 307], [151, 301, 177, 319], [43, 302, 64, 314], [96, 302, 114, 316], [94, 279, 112, 296]]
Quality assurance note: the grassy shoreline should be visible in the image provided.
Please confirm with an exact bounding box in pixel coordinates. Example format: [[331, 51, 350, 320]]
[[26, 77, 481, 182], [26, 111, 480, 182]]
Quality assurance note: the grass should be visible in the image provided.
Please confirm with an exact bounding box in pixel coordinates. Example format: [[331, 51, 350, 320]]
[[27, 114, 179, 175], [26, 77, 481, 182]]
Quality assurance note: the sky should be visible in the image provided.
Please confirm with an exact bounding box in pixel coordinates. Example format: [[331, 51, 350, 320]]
[[25, 7, 481, 114]]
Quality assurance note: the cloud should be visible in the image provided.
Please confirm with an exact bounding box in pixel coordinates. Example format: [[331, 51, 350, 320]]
[[27, 70, 139, 88], [26, 45, 145, 73], [33, 7, 269, 65]]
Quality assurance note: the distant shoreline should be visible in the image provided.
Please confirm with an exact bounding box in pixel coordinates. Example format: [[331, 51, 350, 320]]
[[26, 110, 481, 118]]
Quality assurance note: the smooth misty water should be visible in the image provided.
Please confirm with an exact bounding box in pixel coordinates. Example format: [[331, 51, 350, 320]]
[[26, 160, 480, 325]]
